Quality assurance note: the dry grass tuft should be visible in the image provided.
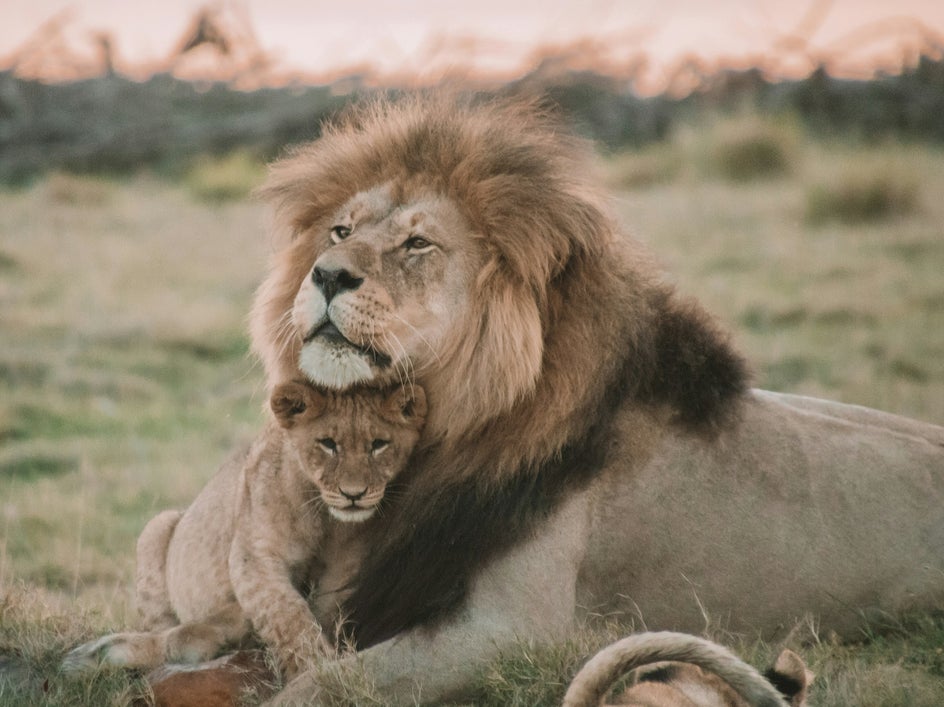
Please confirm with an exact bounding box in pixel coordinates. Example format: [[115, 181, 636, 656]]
[[606, 144, 683, 189], [608, 113, 799, 188], [184, 150, 266, 204], [712, 121, 795, 182], [805, 174, 919, 224], [43, 172, 115, 206]]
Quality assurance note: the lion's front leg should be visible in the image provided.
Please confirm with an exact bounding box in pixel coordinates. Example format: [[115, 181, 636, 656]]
[[267, 492, 591, 705], [230, 526, 333, 680]]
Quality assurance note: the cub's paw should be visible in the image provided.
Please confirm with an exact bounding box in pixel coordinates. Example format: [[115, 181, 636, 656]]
[[61, 631, 162, 673]]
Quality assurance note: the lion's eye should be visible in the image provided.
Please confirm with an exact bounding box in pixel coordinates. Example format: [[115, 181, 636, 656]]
[[318, 438, 338, 454], [330, 225, 352, 244], [371, 439, 390, 455], [403, 235, 434, 252]]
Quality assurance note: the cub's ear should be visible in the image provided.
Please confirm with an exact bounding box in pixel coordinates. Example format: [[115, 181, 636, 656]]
[[270, 381, 327, 428], [384, 385, 427, 427]]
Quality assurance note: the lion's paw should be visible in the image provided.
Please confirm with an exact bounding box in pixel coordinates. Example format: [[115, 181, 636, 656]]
[[61, 632, 162, 673]]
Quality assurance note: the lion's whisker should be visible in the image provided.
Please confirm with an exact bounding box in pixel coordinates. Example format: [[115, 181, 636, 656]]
[[272, 309, 300, 365], [300, 493, 327, 522], [377, 332, 403, 389], [389, 336, 418, 399], [393, 314, 443, 367], [383, 331, 414, 383], [380, 331, 413, 393]]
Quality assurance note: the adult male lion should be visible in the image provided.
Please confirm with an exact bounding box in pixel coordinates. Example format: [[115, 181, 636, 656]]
[[249, 94, 944, 703]]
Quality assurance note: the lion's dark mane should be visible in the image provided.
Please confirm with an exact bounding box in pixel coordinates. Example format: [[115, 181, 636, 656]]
[[253, 93, 749, 651], [342, 285, 748, 649]]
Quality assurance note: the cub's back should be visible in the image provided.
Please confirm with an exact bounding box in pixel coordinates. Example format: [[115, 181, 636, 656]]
[[165, 444, 249, 622]]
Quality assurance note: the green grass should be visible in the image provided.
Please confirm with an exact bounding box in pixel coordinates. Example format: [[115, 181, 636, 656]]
[[1, 123, 943, 703], [612, 128, 943, 424], [471, 615, 944, 706], [0, 584, 150, 705], [0, 173, 267, 621]]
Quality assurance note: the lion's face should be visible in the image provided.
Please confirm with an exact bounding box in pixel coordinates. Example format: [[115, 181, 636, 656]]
[[291, 184, 484, 390], [270, 381, 426, 523], [252, 95, 606, 444]]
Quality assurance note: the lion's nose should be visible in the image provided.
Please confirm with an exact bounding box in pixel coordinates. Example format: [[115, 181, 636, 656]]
[[312, 266, 363, 303], [339, 485, 368, 502]]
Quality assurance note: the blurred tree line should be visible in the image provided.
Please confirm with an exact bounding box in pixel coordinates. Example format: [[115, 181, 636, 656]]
[[1, 53, 943, 185]]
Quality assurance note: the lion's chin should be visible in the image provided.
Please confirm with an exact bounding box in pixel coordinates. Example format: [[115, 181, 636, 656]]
[[328, 506, 376, 523], [299, 339, 375, 389]]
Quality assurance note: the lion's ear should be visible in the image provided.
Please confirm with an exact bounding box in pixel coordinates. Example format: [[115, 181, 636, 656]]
[[270, 381, 327, 428], [384, 385, 427, 427]]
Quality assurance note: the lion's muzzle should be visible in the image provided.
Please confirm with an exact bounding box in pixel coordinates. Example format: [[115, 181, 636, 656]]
[[312, 265, 363, 303], [305, 321, 347, 345]]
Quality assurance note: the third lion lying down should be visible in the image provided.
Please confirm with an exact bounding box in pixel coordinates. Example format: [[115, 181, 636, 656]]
[[563, 631, 813, 707]]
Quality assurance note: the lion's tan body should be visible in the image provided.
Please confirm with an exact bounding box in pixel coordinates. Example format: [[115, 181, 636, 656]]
[[230, 95, 940, 704], [562, 631, 812, 707], [64, 383, 424, 678], [580, 391, 944, 639]]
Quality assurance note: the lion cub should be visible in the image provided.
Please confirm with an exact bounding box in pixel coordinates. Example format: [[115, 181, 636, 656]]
[[64, 381, 426, 679]]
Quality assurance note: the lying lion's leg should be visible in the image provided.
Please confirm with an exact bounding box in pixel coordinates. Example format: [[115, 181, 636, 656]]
[[266, 492, 591, 705], [135, 509, 183, 630], [62, 603, 250, 673]]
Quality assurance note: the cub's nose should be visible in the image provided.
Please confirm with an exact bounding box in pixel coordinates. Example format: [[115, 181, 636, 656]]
[[339, 484, 368, 502], [312, 266, 363, 303]]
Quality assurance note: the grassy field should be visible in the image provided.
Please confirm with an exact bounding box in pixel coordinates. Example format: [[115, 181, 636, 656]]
[[1, 118, 943, 704]]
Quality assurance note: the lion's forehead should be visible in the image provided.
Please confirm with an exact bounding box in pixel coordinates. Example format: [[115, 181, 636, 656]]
[[338, 184, 397, 223], [327, 454, 397, 481], [310, 187, 481, 306], [298, 404, 410, 450]]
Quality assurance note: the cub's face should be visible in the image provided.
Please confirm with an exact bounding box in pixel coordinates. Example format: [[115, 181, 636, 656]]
[[270, 381, 426, 523], [290, 184, 484, 390]]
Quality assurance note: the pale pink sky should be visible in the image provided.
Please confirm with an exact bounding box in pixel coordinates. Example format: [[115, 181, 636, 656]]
[[3, 0, 944, 88]]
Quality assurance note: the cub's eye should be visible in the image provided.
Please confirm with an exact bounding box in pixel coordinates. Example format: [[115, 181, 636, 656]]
[[318, 438, 338, 454], [330, 226, 352, 244], [371, 439, 390, 455], [403, 235, 434, 252]]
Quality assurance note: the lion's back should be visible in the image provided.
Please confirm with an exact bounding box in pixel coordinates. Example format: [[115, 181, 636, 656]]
[[579, 389, 944, 639]]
